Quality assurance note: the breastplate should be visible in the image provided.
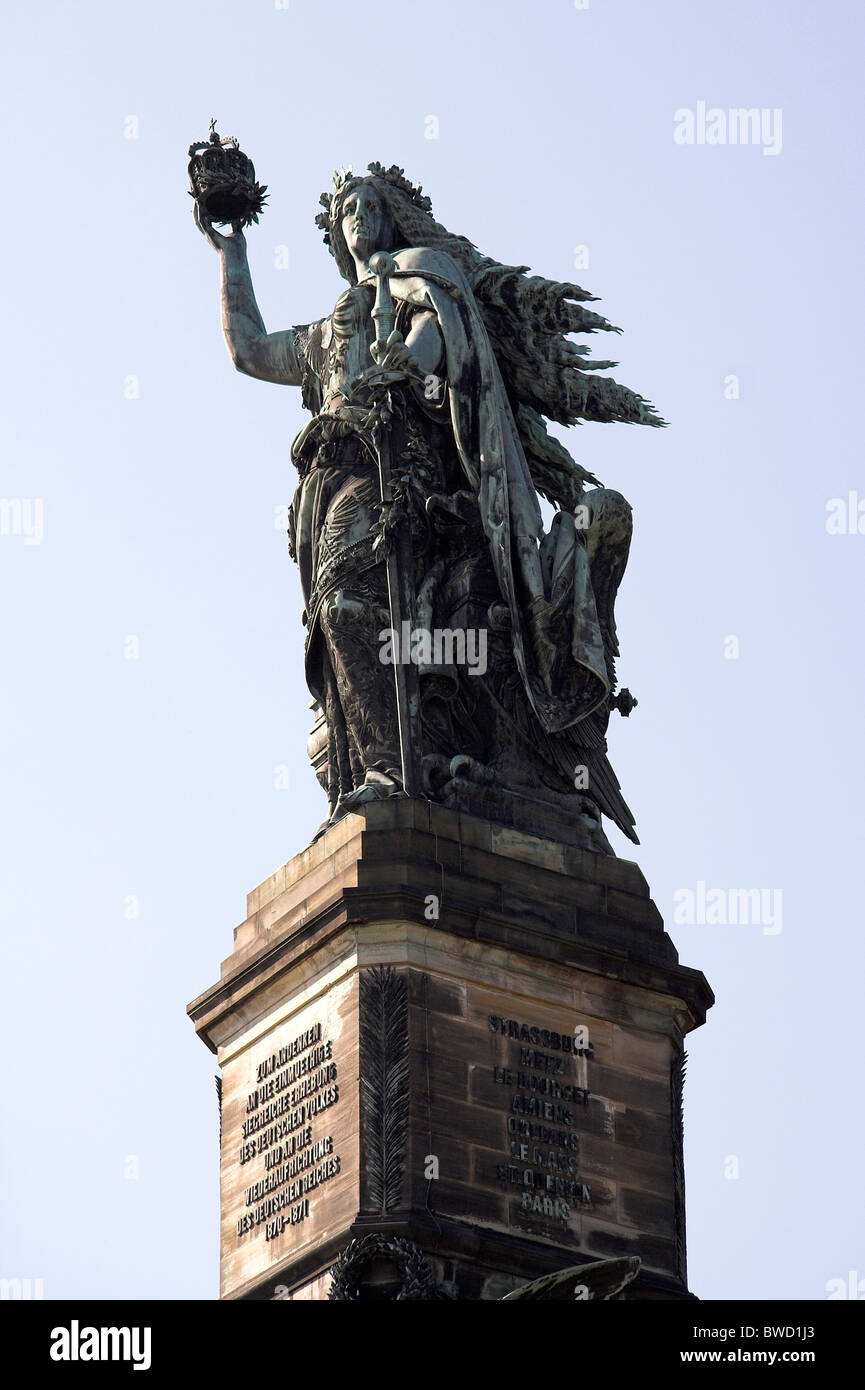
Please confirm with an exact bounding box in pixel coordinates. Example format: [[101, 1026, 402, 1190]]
[[322, 284, 376, 395]]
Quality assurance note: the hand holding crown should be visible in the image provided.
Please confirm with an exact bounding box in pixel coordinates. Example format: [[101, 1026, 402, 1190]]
[[188, 120, 267, 250]]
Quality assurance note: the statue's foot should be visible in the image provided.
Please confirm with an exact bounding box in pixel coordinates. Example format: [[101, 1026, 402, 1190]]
[[448, 754, 498, 786], [329, 771, 402, 823], [426, 491, 477, 529]]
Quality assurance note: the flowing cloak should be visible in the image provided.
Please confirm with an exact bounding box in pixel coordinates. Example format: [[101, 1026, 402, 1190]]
[[366, 245, 610, 735], [291, 245, 611, 739]]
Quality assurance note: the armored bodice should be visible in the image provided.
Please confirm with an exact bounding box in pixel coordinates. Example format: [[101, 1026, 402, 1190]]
[[319, 283, 376, 406], [293, 284, 431, 421]]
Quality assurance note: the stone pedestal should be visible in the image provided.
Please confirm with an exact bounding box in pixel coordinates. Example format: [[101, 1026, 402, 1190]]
[[188, 801, 712, 1300]]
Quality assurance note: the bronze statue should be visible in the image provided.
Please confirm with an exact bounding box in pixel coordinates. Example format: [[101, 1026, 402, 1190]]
[[193, 156, 663, 853]]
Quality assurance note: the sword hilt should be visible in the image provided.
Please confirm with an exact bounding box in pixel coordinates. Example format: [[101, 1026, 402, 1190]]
[[369, 251, 398, 353]]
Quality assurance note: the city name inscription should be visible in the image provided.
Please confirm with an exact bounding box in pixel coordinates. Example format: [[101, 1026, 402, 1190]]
[[489, 1015, 594, 1229]]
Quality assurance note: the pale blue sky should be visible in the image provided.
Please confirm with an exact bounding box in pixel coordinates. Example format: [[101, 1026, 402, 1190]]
[[1, 0, 863, 1300]]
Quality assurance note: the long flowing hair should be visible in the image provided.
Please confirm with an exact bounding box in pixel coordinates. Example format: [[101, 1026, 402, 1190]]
[[317, 165, 663, 510]]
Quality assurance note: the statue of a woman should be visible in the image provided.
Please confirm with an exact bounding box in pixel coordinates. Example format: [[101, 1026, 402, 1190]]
[[194, 163, 662, 853]]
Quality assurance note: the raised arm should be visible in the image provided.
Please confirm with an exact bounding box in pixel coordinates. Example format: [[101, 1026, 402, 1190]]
[[194, 203, 301, 386]]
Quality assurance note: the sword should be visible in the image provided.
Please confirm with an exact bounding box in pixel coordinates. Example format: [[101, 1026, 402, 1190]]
[[368, 251, 423, 799]]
